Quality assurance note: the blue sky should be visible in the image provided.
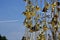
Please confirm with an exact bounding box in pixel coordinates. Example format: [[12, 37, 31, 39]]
[[0, 0, 26, 40]]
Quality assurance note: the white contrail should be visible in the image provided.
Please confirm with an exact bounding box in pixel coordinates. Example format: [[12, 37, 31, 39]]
[[0, 20, 19, 23]]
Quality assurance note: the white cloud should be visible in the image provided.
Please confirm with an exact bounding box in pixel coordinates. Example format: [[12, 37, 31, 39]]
[[0, 20, 19, 23]]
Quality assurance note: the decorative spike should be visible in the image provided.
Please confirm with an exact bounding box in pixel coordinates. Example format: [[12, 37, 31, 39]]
[[29, 29, 34, 32], [52, 2, 56, 8], [43, 25, 48, 31], [28, 0, 32, 4], [42, 3, 50, 12], [42, 7, 47, 12], [57, 7, 60, 11], [22, 36, 26, 40], [56, 2, 60, 6], [52, 8, 54, 12], [35, 6, 40, 11]]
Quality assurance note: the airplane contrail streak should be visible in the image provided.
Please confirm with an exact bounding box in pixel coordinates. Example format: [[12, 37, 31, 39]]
[[0, 20, 19, 23]]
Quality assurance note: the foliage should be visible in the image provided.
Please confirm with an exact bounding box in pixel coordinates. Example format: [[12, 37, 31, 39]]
[[0, 35, 7, 40]]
